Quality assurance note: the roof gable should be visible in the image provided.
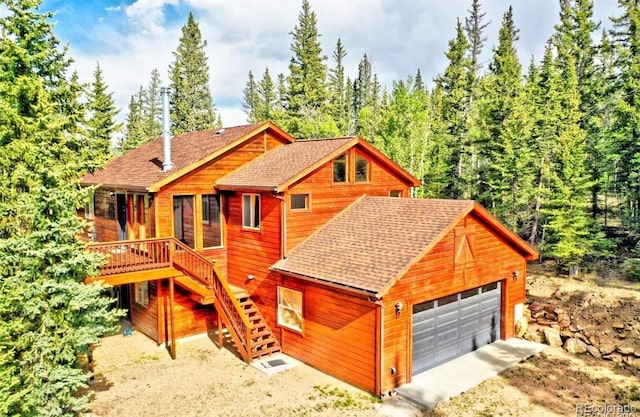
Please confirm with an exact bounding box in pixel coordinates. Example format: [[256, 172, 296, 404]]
[[271, 197, 538, 297], [216, 136, 420, 191], [82, 122, 294, 191]]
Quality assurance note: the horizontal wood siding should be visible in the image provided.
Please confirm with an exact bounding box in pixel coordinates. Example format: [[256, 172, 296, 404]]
[[279, 277, 378, 392], [93, 188, 118, 242], [286, 147, 411, 250], [130, 281, 159, 341], [156, 279, 217, 343], [380, 213, 527, 392], [226, 192, 282, 328]]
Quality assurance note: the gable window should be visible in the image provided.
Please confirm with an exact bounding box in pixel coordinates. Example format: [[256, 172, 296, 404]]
[[277, 287, 303, 332], [291, 194, 309, 211], [389, 190, 402, 197], [202, 194, 222, 247], [355, 154, 369, 182], [333, 153, 347, 183], [242, 194, 260, 229]]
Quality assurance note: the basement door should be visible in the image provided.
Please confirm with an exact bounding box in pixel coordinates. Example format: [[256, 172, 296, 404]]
[[412, 281, 501, 375]]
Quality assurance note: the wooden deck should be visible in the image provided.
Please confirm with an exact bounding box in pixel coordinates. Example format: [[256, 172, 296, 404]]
[[86, 238, 270, 363]]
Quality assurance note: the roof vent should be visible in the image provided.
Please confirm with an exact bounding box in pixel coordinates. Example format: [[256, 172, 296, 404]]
[[216, 128, 226, 135]]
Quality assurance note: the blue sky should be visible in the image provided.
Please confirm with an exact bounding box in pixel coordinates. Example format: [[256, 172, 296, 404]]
[[36, 0, 620, 128]]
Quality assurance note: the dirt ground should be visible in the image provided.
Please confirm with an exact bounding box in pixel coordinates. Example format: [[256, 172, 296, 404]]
[[88, 271, 640, 417]]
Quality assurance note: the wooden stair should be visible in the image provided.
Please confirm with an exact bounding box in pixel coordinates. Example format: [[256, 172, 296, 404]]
[[237, 295, 281, 360]]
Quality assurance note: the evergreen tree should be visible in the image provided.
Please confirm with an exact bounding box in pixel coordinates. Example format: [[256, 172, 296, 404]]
[[258, 68, 281, 123], [142, 68, 163, 140], [610, 0, 640, 231], [86, 62, 121, 164], [0, 1, 119, 415], [478, 6, 523, 208], [464, 0, 490, 78], [169, 12, 220, 134], [119, 88, 146, 152], [285, 0, 336, 138], [328, 38, 350, 134], [242, 70, 259, 123], [434, 19, 473, 198]]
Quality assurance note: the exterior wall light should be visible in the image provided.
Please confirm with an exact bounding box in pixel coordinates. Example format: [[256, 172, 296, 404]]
[[512, 269, 520, 281], [394, 301, 403, 318]]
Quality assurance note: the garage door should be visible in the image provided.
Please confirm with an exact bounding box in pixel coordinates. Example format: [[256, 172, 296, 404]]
[[412, 281, 501, 375]]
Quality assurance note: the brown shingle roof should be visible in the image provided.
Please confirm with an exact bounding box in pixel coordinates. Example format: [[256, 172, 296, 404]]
[[216, 137, 357, 190], [82, 123, 271, 191], [271, 196, 475, 297]]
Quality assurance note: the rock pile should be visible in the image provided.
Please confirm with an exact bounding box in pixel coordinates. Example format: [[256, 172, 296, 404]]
[[521, 299, 640, 370]]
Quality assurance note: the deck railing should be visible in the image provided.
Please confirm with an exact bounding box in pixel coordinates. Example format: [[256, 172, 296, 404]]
[[87, 238, 254, 362]]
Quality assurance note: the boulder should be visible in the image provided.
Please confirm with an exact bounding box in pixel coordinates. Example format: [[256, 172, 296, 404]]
[[515, 316, 528, 338], [564, 338, 588, 354], [599, 340, 617, 356], [560, 329, 575, 338], [623, 355, 640, 370], [603, 353, 623, 363], [612, 322, 625, 331], [544, 328, 563, 348], [617, 346, 635, 356], [587, 345, 602, 359], [529, 301, 545, 312], [543, 303, 556, 314], [524, 330, 546, 344], [588, 335, 599, 348]]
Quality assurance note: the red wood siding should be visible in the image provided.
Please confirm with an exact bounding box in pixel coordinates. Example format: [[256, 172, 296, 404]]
[[285, 147, 412, 250], [278, 277, 378, 393], [156, 279, 217, 342], [130, 281, 159, 341], [380, 212, 527, 392], [226, 192, 282, 328]]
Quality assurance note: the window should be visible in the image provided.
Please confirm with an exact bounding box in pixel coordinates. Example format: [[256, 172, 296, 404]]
[[202, 194, 222, 247], [389, 190, 402, 197], [134, 282, 149, 308], [85, 190, 95, 219], [242, 194, 260, 229], [291, 194, 309, 211], [173, 196, 195, 248], [355, 154, 369, 182], [333, 153, 347, 183], [277, 287, 303, 332]]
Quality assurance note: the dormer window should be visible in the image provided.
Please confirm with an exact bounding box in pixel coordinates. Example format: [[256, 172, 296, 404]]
[[333, 154, 347, 183], [355, 154, 369, 182]]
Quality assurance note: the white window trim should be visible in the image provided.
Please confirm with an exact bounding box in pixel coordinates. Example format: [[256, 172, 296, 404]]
[[290, 193, 310, 211], [277, 287, 303, 332], [242, 193, 261, 230], [134, 282, 149, 308]]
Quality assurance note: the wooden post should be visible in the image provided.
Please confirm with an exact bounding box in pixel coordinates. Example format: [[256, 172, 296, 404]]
[[169, 277, 176, 359], [217, 302, 223, 348]]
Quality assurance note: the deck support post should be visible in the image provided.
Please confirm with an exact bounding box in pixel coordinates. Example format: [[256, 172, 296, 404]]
[[168, 277, 176, 359], [217, 305, 223, 348]]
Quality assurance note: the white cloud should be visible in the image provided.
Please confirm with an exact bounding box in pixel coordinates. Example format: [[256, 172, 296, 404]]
[[62, 0, 616, 130], [105, 6, 121, 13]]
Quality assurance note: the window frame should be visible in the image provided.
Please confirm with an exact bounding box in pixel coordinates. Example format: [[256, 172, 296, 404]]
[[277, 286, 304, 333], [290, 193, 310, 211], [134, 282, 149, 308], [333, 153, 348, 184], [202, 194, 223, 248], [389, 190, 402, 197], [85, 190, 95, 219], [242, 193, 261, 230], [354, 154, 370, 183]]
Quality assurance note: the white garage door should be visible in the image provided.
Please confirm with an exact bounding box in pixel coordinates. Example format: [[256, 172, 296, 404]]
[[412, 281, 501, 375]]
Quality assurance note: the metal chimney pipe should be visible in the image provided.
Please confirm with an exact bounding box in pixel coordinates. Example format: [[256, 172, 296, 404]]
[[161, 87, 173, 172]]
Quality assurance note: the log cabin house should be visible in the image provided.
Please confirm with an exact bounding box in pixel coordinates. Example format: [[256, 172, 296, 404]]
[[81, 121, 538, 395]]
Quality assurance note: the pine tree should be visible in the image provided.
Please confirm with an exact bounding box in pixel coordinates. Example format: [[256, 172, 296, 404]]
[[328, 38, 350, 134], [464, 0, 490, 78], [169, 11, 219, 134], [242, 70, 260, 123], [286, 0, 336, 138], [0, 1, 119, 415], [142, 68, 163, 140], [478, 6, 523, 209], [258, 68, 282, 123], [119, 88, 146, 152], [86, 62, 121, 165], [610, 0, 640, 231], [434, 20, 473, 199]]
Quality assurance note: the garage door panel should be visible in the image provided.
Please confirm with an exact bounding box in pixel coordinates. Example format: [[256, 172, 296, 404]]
[[412, 282, 502, 375]]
